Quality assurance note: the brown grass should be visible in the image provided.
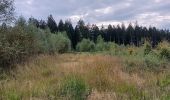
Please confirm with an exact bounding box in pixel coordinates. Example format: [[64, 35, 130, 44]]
[[0, 53, 169, 100]]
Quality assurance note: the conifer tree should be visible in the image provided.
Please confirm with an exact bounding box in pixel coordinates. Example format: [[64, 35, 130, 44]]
[[47, 15, 58, 33], [58, 19, 65, 32]]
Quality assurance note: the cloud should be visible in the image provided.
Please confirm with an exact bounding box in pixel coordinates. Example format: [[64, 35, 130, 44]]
[[95, 6, 113, 14], [15, 0, 170, 29], [26, 0, 34, 5]]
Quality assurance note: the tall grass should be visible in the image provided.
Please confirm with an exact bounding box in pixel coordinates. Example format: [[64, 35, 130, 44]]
[[0, 53, 169, 100], [0, 40, 170, 99]]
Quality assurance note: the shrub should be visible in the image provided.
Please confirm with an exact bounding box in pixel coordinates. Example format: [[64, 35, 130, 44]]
[[159, 48, 170, 59], [0, 23, 71, 68], [157, 41, 170, 60], [127, 47, 136, 55], [144, 54, 164, 72], [0, 26, 35, 68], [76, 39, 95, 52], [122, 52, 168, 73], [57, 76, 90, 100], [143, 41, 152, 55], [55, 32, 71, 53], [95, 36, 119, 52], [95, 35, 106, 51]]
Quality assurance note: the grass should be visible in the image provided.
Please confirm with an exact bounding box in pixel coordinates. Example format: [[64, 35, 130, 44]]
[[0, 53, 169, 100]]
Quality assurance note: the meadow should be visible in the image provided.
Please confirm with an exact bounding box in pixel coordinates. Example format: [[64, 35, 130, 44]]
[[1, 0, 170, 100], [0, 43, 170, 100]]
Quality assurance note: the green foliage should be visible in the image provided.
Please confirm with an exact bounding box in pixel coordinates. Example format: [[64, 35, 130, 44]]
[[0, 0, 15, 23], [47, 15, 58, 33], [76, 35, 119, 54], [5, 91, 21, 100], [144, 41, 152, 55], [96, 35, 104, 44], [57, 76, 90, 100], [76, 39, 95, 52], [95, 35, 112, 52], [15, 16, 27, 27], [95, 35, 105, 51], [144, 53, 167, 72], [0, 21, 71, 68], [160, 48, 170, 59], [157, 41, 170, 60], [114, 83, 147, 100], [0, 90, 21, 100], [0, 25, 36, 67], [123, 41, 169, 72], [46, 32, 71, 53], [157, 75, 170, 88]]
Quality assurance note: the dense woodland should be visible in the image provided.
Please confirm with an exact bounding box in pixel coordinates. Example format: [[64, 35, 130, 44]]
[[31, 15, 170, 48]]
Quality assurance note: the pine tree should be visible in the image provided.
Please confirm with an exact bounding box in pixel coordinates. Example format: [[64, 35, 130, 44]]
[[47, 15, 58, 33], [107, 24, 113, 42], [39, 20, 47, 29], [58, 19, 65, 32], [126, 23, 134, 45], [28, 17, 39, 27], [64, 20, 75, 48], [15, 16, 26, 27], [74, 25, 81, 49], [77, 19, 90, 39], [90, 24, 100, 43]]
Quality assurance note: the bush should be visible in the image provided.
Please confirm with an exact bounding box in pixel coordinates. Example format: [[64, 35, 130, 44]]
[[54, 32, 71, 53], [57, 76, 90, 100], [0, 22, 71, 68], [95, 35, 106, 51], [76, 39, 95, 52], [157, 41, 170, 60], [159, 48, 170, 59], [144, 54, 165, 72], [47, 32, 71, 53], [95, 36, 114, 51], [0, 26, 35, 68], [143, 41, 152, 55]]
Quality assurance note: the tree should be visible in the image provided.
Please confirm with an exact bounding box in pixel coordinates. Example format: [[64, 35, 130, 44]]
[[0, 0, 15, 23], [39, 20, 47, 29], [107, 24, 113, 42], [126, 23, 134, 45], [120, 23, 126, 44], [58, 19, 65, 32], [76, 39, 95, 52], [134, 22, 141, 46], [74, 25, 81, 48], [100, 25, 107, 41], [95, 35, 106, 51], [28, 17, 39, 27], [77, 19, 89, 39], [90, 24, 100, 43], [64, 20, 75, 49], [47, 15, 58, 33], [15, 16, 26, 27]]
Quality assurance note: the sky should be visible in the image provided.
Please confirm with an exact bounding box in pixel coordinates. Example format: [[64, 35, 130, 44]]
[[15, 0, 170, 29]]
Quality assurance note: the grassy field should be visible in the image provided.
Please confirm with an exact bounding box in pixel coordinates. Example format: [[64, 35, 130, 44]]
[[0, 52, 169, 100]]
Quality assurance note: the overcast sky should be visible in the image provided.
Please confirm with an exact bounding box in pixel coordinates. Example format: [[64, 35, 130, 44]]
[[15, 0, 170, 29]]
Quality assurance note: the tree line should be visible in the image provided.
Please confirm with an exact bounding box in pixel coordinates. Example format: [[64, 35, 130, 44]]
[[1, 0, 170, 50], [29, 15, 170, 49]]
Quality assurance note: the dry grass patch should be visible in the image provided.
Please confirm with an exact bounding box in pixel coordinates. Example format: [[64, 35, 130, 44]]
[[0, 53, 169, 100]]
